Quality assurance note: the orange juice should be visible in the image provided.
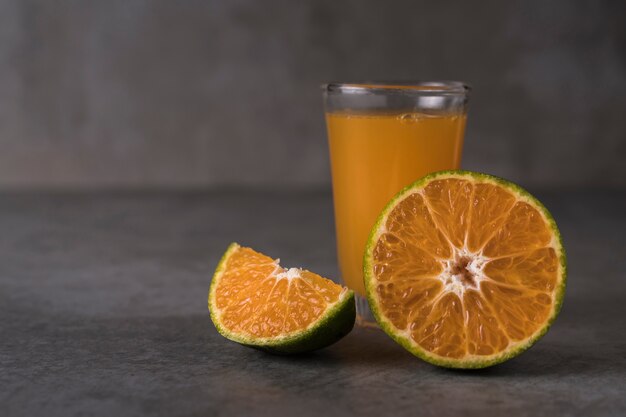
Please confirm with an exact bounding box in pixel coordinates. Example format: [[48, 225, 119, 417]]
[[326, 112, 467, 295]]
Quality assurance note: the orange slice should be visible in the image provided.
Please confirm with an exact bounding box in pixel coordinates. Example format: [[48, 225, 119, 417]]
[[209, 243, 355, 354], [364, 171, 566, 368]]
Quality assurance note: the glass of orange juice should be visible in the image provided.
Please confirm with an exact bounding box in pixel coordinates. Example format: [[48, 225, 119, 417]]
[[322, 81, 471, 326]]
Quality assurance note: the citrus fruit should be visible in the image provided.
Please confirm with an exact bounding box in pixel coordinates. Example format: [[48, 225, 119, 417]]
[[364, 170, 566, 368], [209, 243, 355, 354]]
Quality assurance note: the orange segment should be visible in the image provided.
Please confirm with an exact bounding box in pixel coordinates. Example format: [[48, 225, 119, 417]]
[[373, 233, 443, 281], [484, 247, 559, 292], [411, 293, 466, 359], [376, 277, 443, 330], [212, 245, 346, 339], [480, 281, 552, 341], [366, 171, 566, 368], [466, 183, 517, 252], [385, 193, 452, 259], [422, 178, 474, 248], [300, 270, 344, 303], [483, 201, 553, 257], [464, 290, 509, 356]]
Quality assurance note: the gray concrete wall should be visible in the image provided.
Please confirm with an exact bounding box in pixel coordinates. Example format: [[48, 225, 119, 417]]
[[0, 0, 624, 188]]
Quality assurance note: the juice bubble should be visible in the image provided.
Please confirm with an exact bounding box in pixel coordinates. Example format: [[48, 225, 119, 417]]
[[397, 113, 447, 123], [397, 113, 423, 124]]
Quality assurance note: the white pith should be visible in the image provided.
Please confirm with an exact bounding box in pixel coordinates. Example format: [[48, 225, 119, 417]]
[[275, 266, 302, 281], [439, 247, 489, 298]]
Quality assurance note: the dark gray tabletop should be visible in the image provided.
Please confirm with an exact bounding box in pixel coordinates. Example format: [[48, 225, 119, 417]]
[[1, 189, 625, 417]]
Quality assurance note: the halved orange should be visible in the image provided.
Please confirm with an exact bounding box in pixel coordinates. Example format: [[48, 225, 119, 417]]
[[209, 243, 355, 354], [364, 170, 566, 368]]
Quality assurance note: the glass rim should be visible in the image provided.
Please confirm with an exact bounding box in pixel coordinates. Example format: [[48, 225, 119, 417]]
[[322, 80, 471, 96]]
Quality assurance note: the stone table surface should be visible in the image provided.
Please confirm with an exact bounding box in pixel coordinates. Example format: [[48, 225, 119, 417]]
[[1, 189, 625, 417]]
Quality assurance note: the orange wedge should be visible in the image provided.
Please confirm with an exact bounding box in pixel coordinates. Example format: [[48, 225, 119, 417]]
[[364, 171, 566, 368], [209, 243, 355, 354]]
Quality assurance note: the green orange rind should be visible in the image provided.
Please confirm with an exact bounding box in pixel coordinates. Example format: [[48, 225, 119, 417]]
[[364, 170, 567, 369]]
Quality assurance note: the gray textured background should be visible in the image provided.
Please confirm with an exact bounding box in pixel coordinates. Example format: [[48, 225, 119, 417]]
[[0, 0, 625, 188]]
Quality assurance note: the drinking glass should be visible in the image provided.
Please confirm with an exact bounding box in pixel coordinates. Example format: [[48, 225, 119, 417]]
[[322, 81, 471, 326]]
